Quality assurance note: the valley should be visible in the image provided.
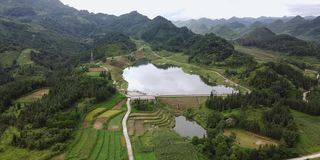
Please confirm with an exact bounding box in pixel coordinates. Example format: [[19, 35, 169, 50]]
[[0, 0, 320, 160]]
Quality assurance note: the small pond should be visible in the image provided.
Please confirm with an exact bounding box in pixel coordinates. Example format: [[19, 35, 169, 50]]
[[174, 116, 206, 138], [123, 60, 237, 96]]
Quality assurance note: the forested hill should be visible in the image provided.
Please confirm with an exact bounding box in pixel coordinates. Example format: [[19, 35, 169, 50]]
[[237, 27, 320, 56], [0, 0, 238, 67]]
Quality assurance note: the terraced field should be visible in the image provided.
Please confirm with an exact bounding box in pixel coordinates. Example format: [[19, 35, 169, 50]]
[[128, 109, 174, 136]]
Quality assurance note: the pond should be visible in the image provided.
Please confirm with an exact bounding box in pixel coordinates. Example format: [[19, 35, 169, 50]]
[[123, 60, 237, 96], [174, 116, 206, 138]]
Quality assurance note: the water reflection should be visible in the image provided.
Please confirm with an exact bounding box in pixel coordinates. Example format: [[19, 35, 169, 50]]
[[123, 61, 237, 96]]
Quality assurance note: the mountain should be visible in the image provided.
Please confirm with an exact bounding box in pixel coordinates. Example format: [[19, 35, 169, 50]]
[[237, 27, 319, 56], [175, 16, 320, 43]]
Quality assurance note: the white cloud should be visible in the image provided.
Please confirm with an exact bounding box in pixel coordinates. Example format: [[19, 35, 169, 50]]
[[60, 0, 320, 20]]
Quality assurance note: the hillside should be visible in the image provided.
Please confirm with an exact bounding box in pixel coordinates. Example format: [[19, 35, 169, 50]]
[[237, 27, 319, 56], [175, 16, 320, 43]]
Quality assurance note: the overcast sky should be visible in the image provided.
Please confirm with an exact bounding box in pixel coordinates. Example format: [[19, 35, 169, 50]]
[[60, 0, 320, 20]]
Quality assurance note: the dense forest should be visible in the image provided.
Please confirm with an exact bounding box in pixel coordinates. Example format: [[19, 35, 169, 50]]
[[0, 70, 116, 151]]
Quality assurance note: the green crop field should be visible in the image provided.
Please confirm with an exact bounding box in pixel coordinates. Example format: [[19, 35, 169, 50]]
[[108, 112, 125, 127], [65, 129, 125, 160], [86, 72, 101, 77], [292, 110, 320, 154], [85, 108, 107, 122]]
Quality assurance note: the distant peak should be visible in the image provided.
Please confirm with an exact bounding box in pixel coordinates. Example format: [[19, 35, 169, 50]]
[[288, 15, 305, 23], [128, 10, 140, 15], [152, 16, 170, 23]]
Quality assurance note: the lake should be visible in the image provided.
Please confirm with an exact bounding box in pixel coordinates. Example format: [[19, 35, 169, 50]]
[[123, 61, 237, 96], [174, 116, 206, 138]]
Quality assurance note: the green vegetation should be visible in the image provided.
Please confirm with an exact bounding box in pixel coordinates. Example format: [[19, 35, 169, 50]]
[[85, 72, 101, 77], [237, 27, 319, 56], [93, 32, 136, 60], [85, 108, 107, 122], [0, 51, 19, 68], [97, 109, 122, 119], [224, 128, 278, 149], [133, 130, 204, 160], [17, 49, 35, 66], [292, 110, 320, 154], [93, 93, 126, 109], [65, 129, 125, 160]]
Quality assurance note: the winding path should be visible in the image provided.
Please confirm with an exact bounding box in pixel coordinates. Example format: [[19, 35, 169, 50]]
[[122, 98, 134, 160], [288, 152, 320, 160]]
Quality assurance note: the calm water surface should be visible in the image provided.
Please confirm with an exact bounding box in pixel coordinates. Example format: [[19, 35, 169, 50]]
[[174, 116, 206, 138], [123, 61, 236, 95]]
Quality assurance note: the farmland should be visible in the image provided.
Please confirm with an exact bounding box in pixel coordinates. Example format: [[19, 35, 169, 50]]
[[224, 128, 278, 149], [65, 92, 127, 160], [65, 129, 126, 160], [15, 88, 50, 104]]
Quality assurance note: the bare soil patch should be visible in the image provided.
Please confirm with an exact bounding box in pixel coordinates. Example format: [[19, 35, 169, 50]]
[[159, 97, 207, 113], [112, 100, 125, 110], [134, 120, 146, 136], [50, 154, 64, 160], [93, 118, 108, 129], [82, 121, 89, 128], [128, 119, 135, 136], [89, 67, 104, 72], [108, 124, 121, 131], [106, 56, 129, 68]]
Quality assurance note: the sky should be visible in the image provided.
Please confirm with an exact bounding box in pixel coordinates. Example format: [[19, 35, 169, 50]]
[[60, 0, 320, 20]]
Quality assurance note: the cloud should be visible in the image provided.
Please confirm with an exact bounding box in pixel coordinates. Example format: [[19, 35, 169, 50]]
[[288, 4, 320, 16], [161, 9, 186, 20]]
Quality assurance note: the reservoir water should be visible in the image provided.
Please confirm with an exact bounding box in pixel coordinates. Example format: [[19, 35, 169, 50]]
[[123, 61, 236, 96], [174, 116, 206, 138]]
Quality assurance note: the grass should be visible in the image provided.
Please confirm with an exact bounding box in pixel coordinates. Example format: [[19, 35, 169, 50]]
[[108, 112, 125, 128], [0, 50, 19, 68], [159, 97, 207, 113], [152, 130, 205, 160], [17, 49, 36, 66], [15, 88, 50, 104], [94, 93, 126, 109], [97, 109, 122, 119], [235, 45, 282, 63], [224, 128, 278, 149], [84, 108, 107, 122], [85, 72, 101, 77], [292, 110, 320, 154]]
